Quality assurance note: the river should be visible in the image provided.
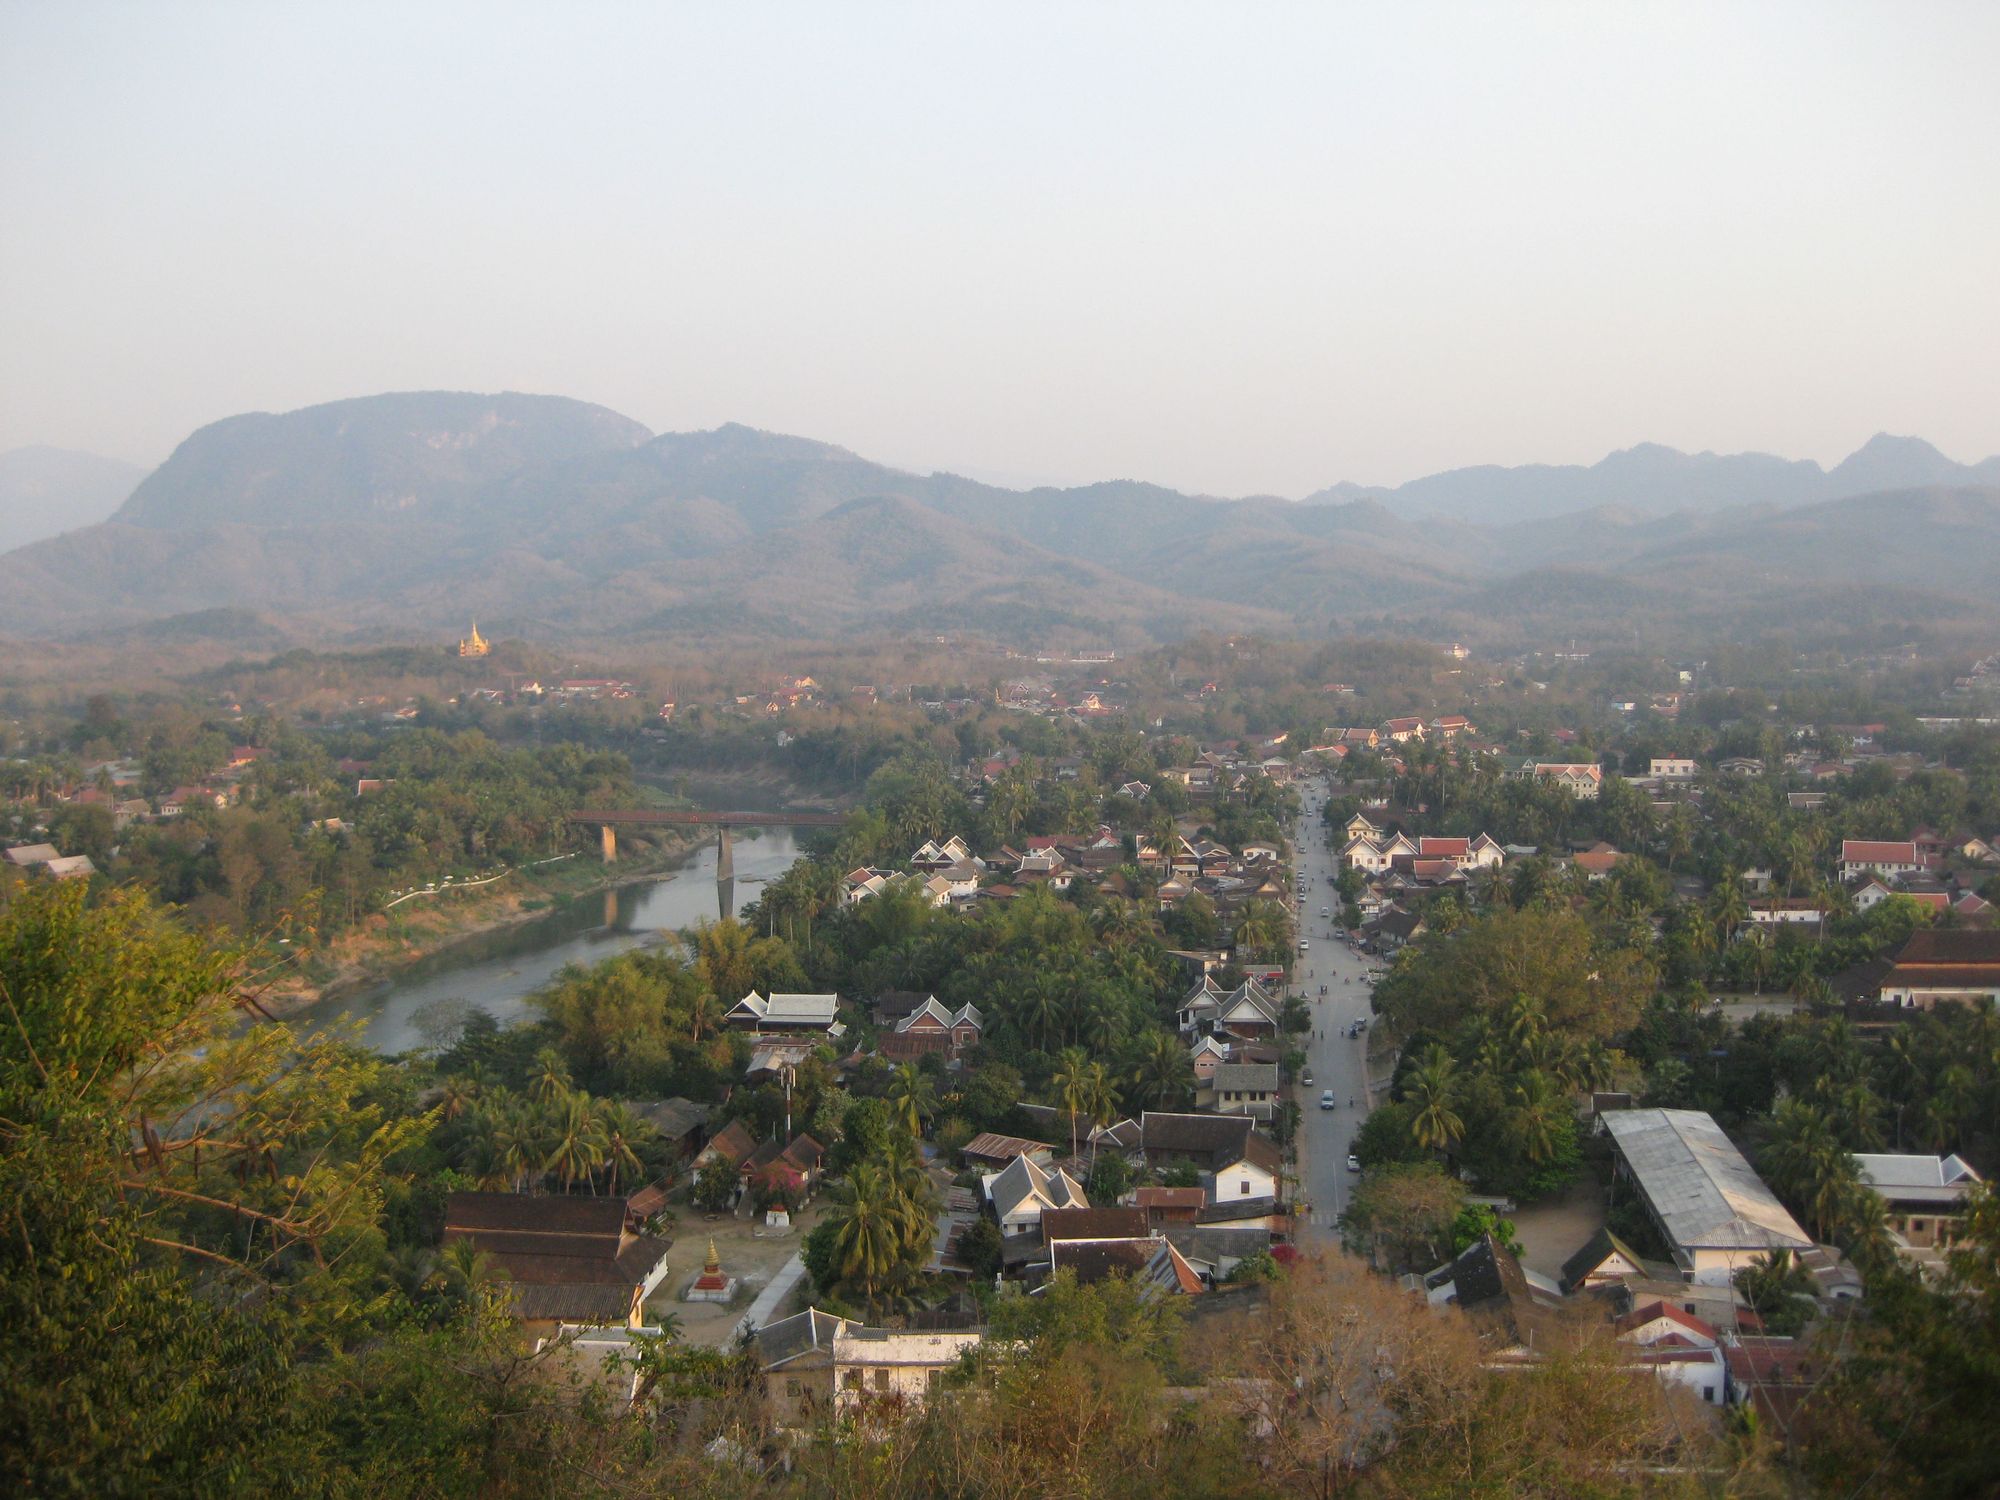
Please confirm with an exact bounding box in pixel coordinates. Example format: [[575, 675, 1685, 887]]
[[296, 826, 804, 1054]]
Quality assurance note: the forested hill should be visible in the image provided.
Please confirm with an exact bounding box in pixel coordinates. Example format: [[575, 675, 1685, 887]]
[[1, 391, 1996, 651]]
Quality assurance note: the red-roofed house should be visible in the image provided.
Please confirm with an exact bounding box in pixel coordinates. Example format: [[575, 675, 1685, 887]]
[[1618, 1300, 1726, 1406], [1840, 840, 1921, 880], [1381, 717, 1427, 743]]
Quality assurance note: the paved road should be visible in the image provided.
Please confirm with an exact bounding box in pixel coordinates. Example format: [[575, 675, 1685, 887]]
[[1287, 783, 1385, 1242]]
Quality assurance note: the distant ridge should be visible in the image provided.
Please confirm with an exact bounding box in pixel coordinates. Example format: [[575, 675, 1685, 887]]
[[0, 445, 147, 552], [1, 391, 1995, 651], [1304, 433, 2000, 523]]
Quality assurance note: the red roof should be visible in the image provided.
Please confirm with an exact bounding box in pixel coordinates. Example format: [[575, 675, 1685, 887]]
[[1418, 837, 1469, 858], [1134, 1186, 1207, 1210], [1843, 840, 1918, 863], [1618, 1299, 1719, 1345]]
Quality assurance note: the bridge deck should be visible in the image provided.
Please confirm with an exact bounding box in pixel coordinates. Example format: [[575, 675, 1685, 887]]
[[569, 808, 847, 828]]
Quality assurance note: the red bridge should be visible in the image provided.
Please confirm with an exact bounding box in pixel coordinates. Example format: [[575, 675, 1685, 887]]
[[568, 807, 846, 865]]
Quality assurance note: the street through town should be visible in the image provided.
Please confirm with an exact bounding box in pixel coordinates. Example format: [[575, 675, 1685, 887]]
[[1289, 783, 1389, 1241]]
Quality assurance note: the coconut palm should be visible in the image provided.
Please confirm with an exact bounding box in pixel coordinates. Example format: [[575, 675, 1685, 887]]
[[437, 1239, 498, 1302], [490, 1104, 545, 1193], [527, 1046, 572, 1105], [1761, 1099, 1862, 1241], [596, 1100, 650, 1196], [1405, 1047, 1464, 1156], [1708, 874, 1750, 952], [1509, 1069, 1565, 1164], [1130, 1030, 1195, 1111], [1232, 899, 1289, 960], [544, 1091, 609, 1194], [886, 1063, 938, 1139], [830, 1162, 910, 1302], [686, 988, 724, 1045], [1015, 974, 1067, 1054], [436, 1073, 478, 1123], [1052, 1047, 1097, 1158]]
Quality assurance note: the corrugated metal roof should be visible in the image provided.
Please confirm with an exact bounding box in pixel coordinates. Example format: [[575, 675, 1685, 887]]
[[1603, 1109, 1811, 1253]]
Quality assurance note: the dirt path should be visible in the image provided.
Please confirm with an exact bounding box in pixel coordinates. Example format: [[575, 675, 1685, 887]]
[[1507, 1177, 1607, 1280]]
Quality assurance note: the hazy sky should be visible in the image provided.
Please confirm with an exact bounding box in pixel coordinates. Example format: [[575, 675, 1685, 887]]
[[3, 3, 1997, 495]]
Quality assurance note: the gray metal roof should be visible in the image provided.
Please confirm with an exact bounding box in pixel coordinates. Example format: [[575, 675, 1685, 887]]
[[1854, 1152, 1981, 1206], [1209, 1062, 1279, 1093], [1603, 1109, 1811, 1253]]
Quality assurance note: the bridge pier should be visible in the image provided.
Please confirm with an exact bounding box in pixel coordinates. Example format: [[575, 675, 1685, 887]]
[[716, 827, 734, 882], [601, 824, 617, 863]]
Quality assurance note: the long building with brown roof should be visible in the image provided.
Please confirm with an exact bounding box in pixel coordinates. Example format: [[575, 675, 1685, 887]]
[[443, 1191, 672, 1330]]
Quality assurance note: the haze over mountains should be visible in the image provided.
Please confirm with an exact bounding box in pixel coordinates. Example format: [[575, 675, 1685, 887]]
[[1307, 434, 2000, 522], [1, 392, 1995, 652], [0, 446, 148, 553]]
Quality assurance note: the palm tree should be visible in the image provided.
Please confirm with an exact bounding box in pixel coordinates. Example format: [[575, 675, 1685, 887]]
[[1405, 1047, 1464, 1156], [544, 1091, 609, 1194], [491, 1104, 544, 1193], [1500, 992, 1546, 1065], [1761, 1099, 1860, 1241], [1071, 1059, 1120, 1166], [1509, 1069, 1564, 1164], [527, 1046, 572, 1105], [437, 1240, 498, 1303], [1232, 899, 1289, 960], [830, 1163, 909, 1302], [1708, 874, 1750, 953], [1733, 1249, 1814, 1323], [886, 1063, 937, 1139], [878, 1133, 938, 1257], [437, 1074, 477, 1123], [1130, 1030, 1195, 1111], [1052, 1047, 1096, 1158], [1015, 974, 1066, 1054], [596, 1101, 649, 1196], [686, 988, 724, 1045]]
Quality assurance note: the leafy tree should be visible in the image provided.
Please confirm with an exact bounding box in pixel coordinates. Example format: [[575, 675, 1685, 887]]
[[690, 1159, 738, 1212], [1450, 1203, 1523, 1256], [957, 1216, 1004, 1278], [1733, 1249, 1816, 1337], [1086, 1152, 1134, 1206], [1341, 1162, 1464, 1270]]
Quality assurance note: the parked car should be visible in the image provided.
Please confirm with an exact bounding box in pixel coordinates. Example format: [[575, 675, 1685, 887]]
[[1346, 1153, 1362, 1172]]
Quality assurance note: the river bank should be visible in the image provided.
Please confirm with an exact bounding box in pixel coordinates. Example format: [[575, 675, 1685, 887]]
[[257, 829, 706, 1020], [288, 823, 809, 1054]]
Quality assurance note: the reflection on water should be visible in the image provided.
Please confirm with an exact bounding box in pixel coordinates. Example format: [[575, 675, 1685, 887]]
[[297, 828, 801, 1055]]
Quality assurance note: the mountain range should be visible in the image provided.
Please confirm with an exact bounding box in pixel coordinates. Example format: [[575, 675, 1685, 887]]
[[1, 391, 1995, 653], [1307, 434, 2000, 523], [0, 446, 148, 553]]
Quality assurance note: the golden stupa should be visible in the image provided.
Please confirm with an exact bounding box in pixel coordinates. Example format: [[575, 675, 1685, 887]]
[[457, 622, 490, 658]]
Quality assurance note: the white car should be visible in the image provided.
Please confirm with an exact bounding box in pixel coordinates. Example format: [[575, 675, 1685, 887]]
[[1346, 1153, 1361, 1173], [1319, 1090, 1336, 1110], [1321, 906, 1331, 917]]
